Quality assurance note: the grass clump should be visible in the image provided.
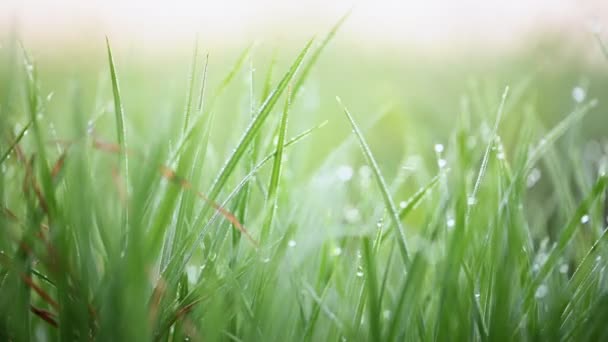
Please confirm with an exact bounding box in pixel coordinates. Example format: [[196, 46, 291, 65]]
[[1, 20, 608, 342]]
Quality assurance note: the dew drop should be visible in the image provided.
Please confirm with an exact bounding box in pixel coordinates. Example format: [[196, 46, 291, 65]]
[[332, 247, 343, 256], [581, 215, 590, 224], [382, 310, 391, 319], [497, 152, 505, 160], [559, 264, 569, 274], [572, 86, 586, 103], [526, 168, 542, 188], [336, 165, 354, 182], [356, 271, 364, 277], [437, 158, 447, 169], [467, 197, 476, 206], [344, 207, 361, 223], [434, 143, 444, 153], [446, 218, 455, 228], [399, 201, 407, 209], [261, 257, 271, 263], [535, 284, 548, 299], [288, 240, 296, 248]]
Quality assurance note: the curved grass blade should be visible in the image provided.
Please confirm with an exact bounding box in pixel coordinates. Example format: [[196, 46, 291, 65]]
[[337, 96, 410, 267]]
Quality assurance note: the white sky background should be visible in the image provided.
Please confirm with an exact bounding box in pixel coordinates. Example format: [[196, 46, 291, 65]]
[[1, 0, 608, 48]]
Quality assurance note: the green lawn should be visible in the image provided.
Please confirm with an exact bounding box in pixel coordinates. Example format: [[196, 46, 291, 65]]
[[2, 19, 608, 341]]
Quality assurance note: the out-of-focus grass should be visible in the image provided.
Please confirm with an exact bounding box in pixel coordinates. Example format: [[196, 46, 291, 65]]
[[2, 20, 608, 341]]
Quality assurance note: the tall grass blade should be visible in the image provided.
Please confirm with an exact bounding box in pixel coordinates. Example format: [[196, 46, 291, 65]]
[[337, 97, 410, 267]]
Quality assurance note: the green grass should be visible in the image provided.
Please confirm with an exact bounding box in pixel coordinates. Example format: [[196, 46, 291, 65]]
[[2, 20, 608, 341]]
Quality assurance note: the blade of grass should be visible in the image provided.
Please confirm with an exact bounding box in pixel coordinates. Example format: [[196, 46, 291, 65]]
[[361, 237, 381, 341], [524, 99, 598, 172], [519, 175, 608, 328], [182, 36, 200, 133], [205, 39, 314, 209], [337, 97, 410, 267], [0, 119, 32, 165], [261, 85, 292, 242], [105, 37, 130, 248], [594, 32, 608, 60], [293, 9, 351, 97], [468, 86, 509, 213]]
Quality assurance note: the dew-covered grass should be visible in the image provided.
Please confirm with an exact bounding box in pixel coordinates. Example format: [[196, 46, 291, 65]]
[[2, 19, 608, 341]]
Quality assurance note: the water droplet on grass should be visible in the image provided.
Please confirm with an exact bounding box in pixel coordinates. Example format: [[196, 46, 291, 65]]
[[535, 284, 548, 299], [559, 264, 569, 274], [356, 271, 364, 277], [437, 158, 447, 168], [344, 207, 361, 223], [526, 168, 542, 188], [572, 87, 586, 103], [581, 215, 590, 224], [332, 247, 342, 256], [383, 310, 391, 319], [434, 143, 444, 153], [288, 240, 296, 248], [447, 218, 455, 228], [336, 165, 353, 182], [467, 197, 476, 206]]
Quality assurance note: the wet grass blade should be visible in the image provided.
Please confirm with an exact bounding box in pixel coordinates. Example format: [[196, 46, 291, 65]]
[[337, 97, 410, 267], [525, 99, 597, 172], [205, 39, 314, 206], [261, 86, 292, 241], [521, 175, 608, 320], [469, 86, 509, 211]]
